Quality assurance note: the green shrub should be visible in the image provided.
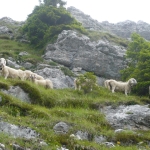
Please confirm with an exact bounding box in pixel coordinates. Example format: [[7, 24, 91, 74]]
[[75, 72, 97, 93], [61, 66, 74, 76], [132, 81, 150, 96]]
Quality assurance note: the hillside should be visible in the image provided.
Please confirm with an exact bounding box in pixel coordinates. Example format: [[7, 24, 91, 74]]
[[0, 38, 149, 150], [0, 5, 150, 150]]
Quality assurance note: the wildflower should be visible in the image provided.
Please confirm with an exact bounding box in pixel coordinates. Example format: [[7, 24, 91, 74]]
[[117, 141, 120, 145]]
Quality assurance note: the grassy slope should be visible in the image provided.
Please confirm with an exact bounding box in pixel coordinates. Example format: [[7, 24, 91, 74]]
[[0, 39, 150, 150]]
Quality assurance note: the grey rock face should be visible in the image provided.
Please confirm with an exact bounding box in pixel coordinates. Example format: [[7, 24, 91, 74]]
[[67, 7, 103, 31], [0, 121, 39, 139], [68, 6, 150, 41], [1, 86, 31, 103], [44, 30, 127, 79], [101, 20, 150, 40], [0, 17, 27, 41], [101, 105, 150, 130], [34, 67, 74, 89]]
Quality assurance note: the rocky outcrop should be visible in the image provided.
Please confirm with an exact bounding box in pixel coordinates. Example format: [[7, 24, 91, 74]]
[[0, 17, 29, 42], [0, 121, 39, 139], [1, 86, 31, 103], [44, 30, 127, 79], [34, 67, 75, 89], [67, 7, 104, 31], [68, 6, 150, 40], [101, 20, 150, 40], [101, 104, 150, 130]]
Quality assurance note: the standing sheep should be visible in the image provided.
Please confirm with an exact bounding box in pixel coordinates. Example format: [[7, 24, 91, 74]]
[[30, 74, 53, 89], [24, 70, 44, 80], [0, 64, 25, 80], [104, 79, 114, 90], [108, 78, 137, 95], [0, 58, 6, 66]]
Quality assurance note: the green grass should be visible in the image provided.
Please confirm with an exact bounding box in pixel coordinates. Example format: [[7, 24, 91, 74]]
[[87, 30, 129, 47], [0, 77, 149, 150], [0, 39, 43, 66]]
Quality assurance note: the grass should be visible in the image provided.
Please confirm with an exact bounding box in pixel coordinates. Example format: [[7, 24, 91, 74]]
[[0, 77, 149, 150], [0, 39, 43, 66], [87, 30, 129, 47]]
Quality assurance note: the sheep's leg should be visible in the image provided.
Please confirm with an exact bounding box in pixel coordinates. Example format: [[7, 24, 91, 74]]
[[125, 90, 128, 96], [111, 86, 115, 93], [4, 73, 9, 79]]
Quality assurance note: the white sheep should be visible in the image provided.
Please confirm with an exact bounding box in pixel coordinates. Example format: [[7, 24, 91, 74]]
[[30, 74, 53, 89], [0, 58, 6, 66], [23, 70, 44, 80], [104, 79, 114, 90], [108, 78, 137, 95], [0, 64, 25, 80]]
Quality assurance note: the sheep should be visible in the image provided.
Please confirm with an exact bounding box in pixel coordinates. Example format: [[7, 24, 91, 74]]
[[108, 78, 137, 95], [23, 70, 44, 80], [0, 64, 25, 80], [30, 74, 53, 89], [104, 79, 114, 90], [0, 58, 6, 66]]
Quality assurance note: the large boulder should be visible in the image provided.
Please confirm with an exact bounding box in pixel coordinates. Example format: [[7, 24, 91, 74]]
[[34, 67, 74, 89], [101, 105, 150, 130], [43, 30, 127, 79]]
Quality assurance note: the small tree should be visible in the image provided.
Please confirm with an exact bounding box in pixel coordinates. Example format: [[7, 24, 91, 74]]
[[76, 72, 97, 93], [120, 33, 150, 96]]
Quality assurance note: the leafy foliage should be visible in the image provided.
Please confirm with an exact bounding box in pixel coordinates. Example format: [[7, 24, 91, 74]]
[[120, 33, 150, 95], [76, 72, 98, 93], [22, 5, 86, 48]]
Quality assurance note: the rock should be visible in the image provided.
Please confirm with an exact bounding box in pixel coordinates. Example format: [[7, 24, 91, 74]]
[[44, 30, 127, 79], [34, 67, 74, 89], [1, 86, 31, 103], [68, 7, 150, 41], [0, 17, 24, 40], [0, 121, 39, 139], [21, 62, 34, 69], [94, 135, 107, 144], [103, 142, 115, 147], [0, 143, 5, 150], [101, 105, 150, 130], [75, 131, 92, 141], [67, 7, 103, 31], [19, 51, 29, 56], [53, 122, 70, 134], [13, 144, 25, 150], [6, 59, 21, 69]]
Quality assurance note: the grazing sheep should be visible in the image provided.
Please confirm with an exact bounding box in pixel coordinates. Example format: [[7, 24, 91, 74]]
[[108, 78, 137, 95], [30, 74, 53, 89], [23, 70, 33, 80], [0, 58, 6, 66], [0, 64, 25, 80], [33, 73, 44, 80], [24, 70, 44, 80]]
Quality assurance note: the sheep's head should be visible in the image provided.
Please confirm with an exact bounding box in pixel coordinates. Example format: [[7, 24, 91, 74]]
[[29, 74, 36, 81], [128, 78, 137, 87], [0, 64, 4, 71]]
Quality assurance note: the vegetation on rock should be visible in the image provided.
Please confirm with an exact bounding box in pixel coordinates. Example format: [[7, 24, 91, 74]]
[[121, 33, 150, 96]]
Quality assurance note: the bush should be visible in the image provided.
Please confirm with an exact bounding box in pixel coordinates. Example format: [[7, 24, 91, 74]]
[[132, 81, 150, 96], [76, 72, 97, 94]]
